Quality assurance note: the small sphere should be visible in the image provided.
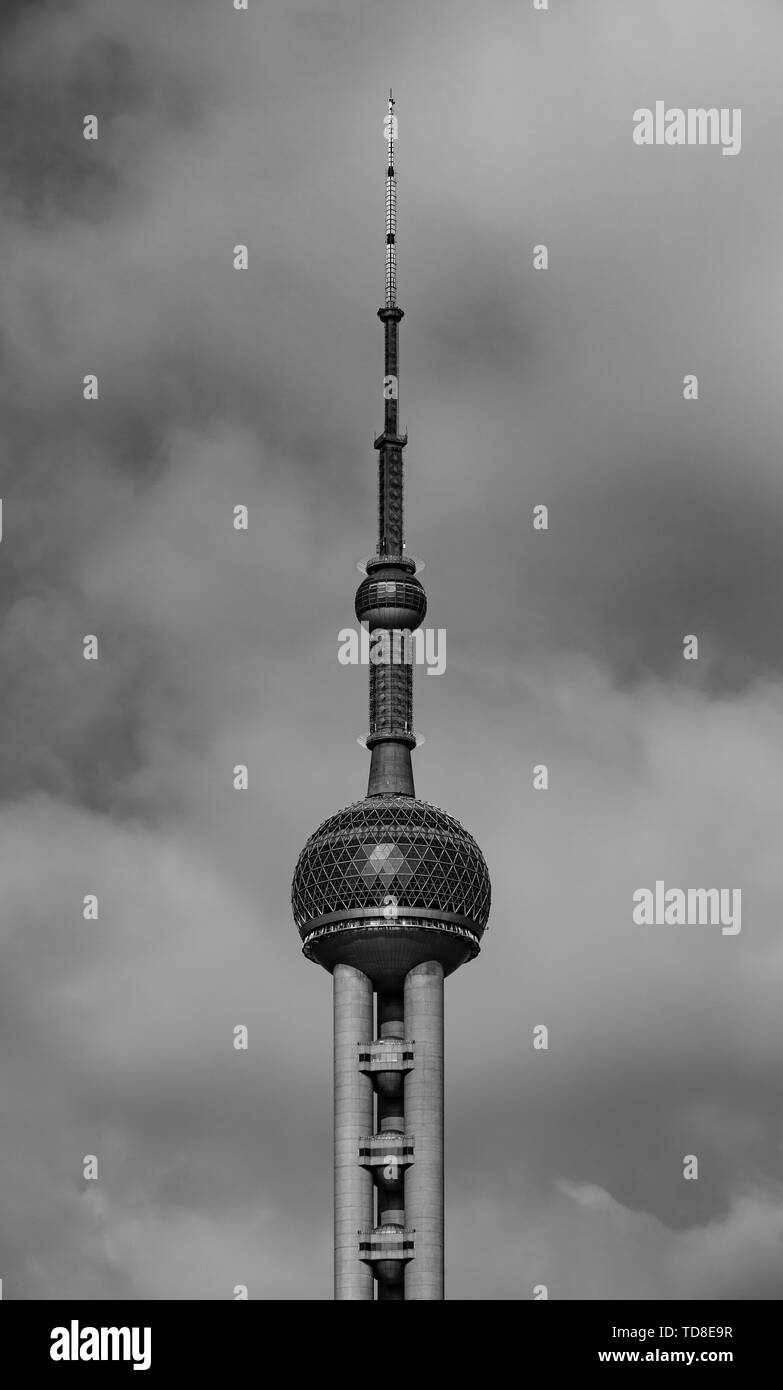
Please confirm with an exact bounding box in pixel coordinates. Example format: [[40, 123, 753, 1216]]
[[355, 567, 427, 632]]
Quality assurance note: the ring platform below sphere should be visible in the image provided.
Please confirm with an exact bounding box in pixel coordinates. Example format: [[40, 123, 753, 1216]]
[[291, 795, 491, 992]]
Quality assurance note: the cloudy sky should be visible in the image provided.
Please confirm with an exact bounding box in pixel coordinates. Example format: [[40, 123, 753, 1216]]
[[1, 0, 782, 1300]]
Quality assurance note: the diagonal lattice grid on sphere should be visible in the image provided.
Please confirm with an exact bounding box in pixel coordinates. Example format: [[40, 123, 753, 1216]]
[[291, 795, 491, 934]]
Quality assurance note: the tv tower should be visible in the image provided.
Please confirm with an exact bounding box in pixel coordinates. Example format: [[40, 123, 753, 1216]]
[[291, 93, 491, 1301]]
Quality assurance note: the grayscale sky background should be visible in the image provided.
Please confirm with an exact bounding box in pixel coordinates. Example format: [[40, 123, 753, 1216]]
[[1, 0, 782, 1299]]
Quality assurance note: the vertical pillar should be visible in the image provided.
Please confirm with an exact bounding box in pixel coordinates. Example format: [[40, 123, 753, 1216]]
[[376, 991, 406, 1300], [334, 963, 374, 1300], [403, 960, 444, 1300]]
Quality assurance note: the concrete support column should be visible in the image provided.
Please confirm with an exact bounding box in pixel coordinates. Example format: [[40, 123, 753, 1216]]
[[334, 964, 374, 1300], [403, 960, 444, 1300]]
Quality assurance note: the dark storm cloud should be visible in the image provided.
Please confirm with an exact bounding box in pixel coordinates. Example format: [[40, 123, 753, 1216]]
[[0, 0, 781, 1300]]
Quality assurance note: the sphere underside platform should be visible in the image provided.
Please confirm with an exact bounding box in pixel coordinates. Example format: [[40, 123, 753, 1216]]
[[302, 917, 480, 991]]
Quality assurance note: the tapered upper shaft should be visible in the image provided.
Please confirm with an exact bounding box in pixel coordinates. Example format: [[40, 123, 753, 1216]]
[[361, 93, 425, 798], [376, 90, 407, 558]]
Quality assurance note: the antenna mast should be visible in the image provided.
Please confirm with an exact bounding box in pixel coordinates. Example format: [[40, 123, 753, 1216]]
[[385, 89, 397, 309], [354, 93, 426, 797]]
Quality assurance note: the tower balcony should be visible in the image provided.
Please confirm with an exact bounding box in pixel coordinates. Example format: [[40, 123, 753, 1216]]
[[358, 1225, 415, 1267], [373, 429, 408, 450], [358, 1132, 414, 1186], [358, 1040, 414, 1074], [359, 1040, 414, 1098]]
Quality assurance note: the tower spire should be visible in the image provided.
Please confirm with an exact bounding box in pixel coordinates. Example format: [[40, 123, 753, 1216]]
[[385, 89, 397, 310], [355, 94, 427, 797], [377, 89, 405, 551]]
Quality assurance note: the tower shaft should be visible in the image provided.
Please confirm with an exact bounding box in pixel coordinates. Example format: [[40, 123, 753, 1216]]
[[403, 962, 445, 1298], [292, 92, 491, 1306]]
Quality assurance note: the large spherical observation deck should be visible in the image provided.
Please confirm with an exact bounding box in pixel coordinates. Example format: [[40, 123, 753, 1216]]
[[291, 795, 491, 991]]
